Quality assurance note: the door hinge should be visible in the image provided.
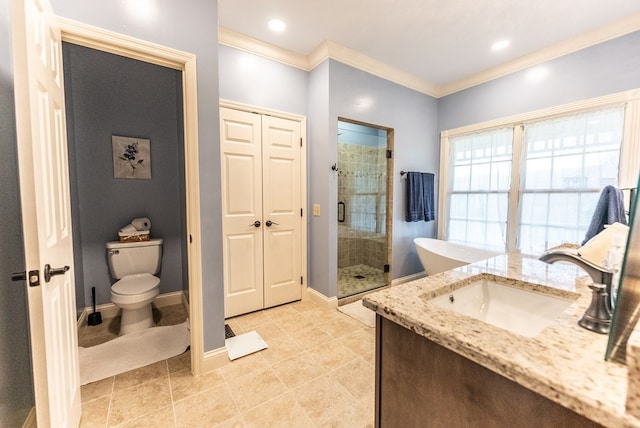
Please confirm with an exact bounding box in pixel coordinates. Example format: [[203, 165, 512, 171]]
[[300, 137, 303, 147], [384, 264, 390, 273], [386, 149, 392, 159], [189, 234, 193, 243], [301, 208, 303, 217], [300, 276, 304, 285]]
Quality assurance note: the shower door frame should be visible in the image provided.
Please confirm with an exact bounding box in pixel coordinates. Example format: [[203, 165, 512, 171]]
[[337, 117, 394, 300]]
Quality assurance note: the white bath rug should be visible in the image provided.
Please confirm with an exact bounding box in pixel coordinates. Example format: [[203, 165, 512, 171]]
[[338, 300, 376, 328], [225, 331, 268, 360], [78, 321, 189, 385]]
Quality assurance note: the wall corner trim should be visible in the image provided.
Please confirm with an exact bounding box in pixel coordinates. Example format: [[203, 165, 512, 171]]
[[198, 347, 229, 375], [21, 407, 37, 428], [307, 287, 338, 309]]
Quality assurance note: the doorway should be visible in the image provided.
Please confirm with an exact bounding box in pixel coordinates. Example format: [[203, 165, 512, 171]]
[[56, 20, 206, 373], [63, 41, 189, 360], [337, 119, 393, 299]]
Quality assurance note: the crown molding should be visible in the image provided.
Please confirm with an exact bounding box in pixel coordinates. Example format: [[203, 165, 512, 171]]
[[311, 40, 441, 97], [220, 14, 640, 99], [218, 26, 309, 70], [219, 27, 439, 97], [438, 13, 640, 97]]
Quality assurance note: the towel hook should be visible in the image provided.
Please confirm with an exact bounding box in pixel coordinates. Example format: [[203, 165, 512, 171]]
[[331, 163, 339, 172]]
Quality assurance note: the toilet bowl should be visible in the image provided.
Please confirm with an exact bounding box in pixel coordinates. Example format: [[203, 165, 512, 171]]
[[106, 239, 163, 335], [111, 273, 160, 334]]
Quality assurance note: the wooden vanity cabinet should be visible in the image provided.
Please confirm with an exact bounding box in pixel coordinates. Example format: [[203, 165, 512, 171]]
[[375, 316, 603, 427]]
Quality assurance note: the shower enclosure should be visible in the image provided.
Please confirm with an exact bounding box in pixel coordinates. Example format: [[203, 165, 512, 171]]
[[337, 119, 393, 299]]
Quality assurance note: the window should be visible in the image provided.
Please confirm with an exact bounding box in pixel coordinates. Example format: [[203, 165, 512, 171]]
[[519, 108, 624, 254], [447, 128, 513, 251], [440, 91, 640, 255]]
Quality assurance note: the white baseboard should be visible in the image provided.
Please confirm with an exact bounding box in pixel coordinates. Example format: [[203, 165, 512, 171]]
[[77, 290, 184, 329], [391, 271, 427, 286], [307, 287, 338, 309], [22, 407, 36, 428], [199, 346, 229, 374]]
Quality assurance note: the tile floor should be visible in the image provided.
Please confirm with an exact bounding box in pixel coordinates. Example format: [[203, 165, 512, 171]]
[[79, 299, 376, 427], [337, 264, 387, 298]]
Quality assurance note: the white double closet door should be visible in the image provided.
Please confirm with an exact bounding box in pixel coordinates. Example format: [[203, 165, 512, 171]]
[[220, 106, 304, 318]]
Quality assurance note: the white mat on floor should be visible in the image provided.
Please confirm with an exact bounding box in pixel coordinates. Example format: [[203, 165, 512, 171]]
[[78, 322, 189, 385], [338, 300, 376, 328], [225, 331, 268, 360]]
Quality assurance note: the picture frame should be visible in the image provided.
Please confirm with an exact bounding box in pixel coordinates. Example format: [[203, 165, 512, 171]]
[[112, 135, 151, 180]]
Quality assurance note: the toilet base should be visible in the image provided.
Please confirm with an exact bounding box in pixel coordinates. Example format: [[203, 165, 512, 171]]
[[119, 304, 155, 335]]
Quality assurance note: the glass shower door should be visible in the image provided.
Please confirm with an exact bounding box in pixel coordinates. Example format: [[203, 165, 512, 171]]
[[337, 119, 392, 299]]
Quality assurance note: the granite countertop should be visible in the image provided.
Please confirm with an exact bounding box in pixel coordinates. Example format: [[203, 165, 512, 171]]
[[362, 252, 640, 428]]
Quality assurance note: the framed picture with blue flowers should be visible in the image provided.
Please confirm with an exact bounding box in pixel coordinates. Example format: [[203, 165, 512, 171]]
[[112, 135, 151, 179]]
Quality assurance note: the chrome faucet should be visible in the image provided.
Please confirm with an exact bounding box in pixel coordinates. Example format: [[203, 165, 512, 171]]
[[538, 248, 613, 334], [538, 249, 613, 290]]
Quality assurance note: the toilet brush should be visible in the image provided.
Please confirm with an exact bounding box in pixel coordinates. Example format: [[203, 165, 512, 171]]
[[88, 286, 102, 326]]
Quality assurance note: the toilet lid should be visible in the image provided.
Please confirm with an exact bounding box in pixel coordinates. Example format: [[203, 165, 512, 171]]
[[112, 273, 160, 295]]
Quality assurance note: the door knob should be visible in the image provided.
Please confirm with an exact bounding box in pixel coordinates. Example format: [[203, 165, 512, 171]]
[[44, 264, 69, 283], [265, 220, 280, 227], [250, 220, 261, 228]]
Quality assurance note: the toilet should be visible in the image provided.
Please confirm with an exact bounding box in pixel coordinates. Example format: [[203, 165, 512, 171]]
[[106, 238, 163, 335]]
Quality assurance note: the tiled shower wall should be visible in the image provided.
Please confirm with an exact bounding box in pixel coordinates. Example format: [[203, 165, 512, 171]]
[[337, 142, 388, 269]]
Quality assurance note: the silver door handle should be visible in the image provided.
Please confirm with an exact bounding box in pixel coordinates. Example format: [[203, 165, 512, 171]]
[[44, 264, 69, 283]]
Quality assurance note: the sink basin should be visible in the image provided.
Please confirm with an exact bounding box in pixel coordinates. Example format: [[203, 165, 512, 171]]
[[428, 276, 577, 337]]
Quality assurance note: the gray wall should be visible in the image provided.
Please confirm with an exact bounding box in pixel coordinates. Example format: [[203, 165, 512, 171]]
[[308, 61, 333, 297], [219, 47, 441, 298], [438, 30, 640, 131], [326, 60, 439, 296], [0, 0, 35, 424], [63, 43, 186, 309], [50, 0, 224, 351], [219, 45, 309, 115]]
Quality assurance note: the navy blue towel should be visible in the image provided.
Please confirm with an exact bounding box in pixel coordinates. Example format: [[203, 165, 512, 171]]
[[582, 185, 627, 244], [406, 172, 435, 222]]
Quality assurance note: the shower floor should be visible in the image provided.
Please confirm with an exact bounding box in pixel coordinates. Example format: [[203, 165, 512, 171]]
[[338, 264, 387, 298]]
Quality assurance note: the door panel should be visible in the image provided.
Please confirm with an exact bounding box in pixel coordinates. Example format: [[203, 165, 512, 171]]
[[262, 116, 301, 308], [12, 0, 81, 425], [220, 108, 303, 317], [220, 108, 263, 318]]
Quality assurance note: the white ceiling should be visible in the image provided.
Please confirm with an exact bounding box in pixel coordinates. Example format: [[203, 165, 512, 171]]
[[219, 0, 640, 95]]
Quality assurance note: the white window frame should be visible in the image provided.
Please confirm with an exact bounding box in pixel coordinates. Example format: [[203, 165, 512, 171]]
[[439, 89, 640, 252]]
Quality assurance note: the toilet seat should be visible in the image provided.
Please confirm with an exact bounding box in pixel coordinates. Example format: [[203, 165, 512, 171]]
[[112, 273, 160, 295]]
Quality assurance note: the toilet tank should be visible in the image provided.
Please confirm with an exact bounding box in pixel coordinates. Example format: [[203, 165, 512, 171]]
[[106, 239, 163, 279]]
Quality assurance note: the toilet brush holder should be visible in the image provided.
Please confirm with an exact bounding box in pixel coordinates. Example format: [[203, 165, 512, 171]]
[[88, 286, 102, 326]]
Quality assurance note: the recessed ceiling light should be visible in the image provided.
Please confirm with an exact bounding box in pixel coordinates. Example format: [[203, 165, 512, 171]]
[[491, 40, 510, 51], [268, 19, 286, 32]]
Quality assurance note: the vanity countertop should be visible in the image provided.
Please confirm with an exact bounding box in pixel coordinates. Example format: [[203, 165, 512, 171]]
[[362, 252, 640, 428]]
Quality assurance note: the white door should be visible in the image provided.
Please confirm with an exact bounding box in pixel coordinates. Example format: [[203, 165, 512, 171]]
[[11, 0, 81, 426], [220, 107, 303, 318], [220, 108, 265, 317], [262, 116, 302, 308]]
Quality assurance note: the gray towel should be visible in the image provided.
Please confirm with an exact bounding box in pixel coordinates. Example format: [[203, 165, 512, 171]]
[[406, 172, 435, 222], [582, 185, 627, 245]]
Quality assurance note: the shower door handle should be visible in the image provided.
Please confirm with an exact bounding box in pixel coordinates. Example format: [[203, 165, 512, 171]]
[[338, 201, 346, 223]]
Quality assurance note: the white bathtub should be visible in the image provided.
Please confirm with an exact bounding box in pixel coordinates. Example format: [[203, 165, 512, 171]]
[[414, 238, 502, 275]]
